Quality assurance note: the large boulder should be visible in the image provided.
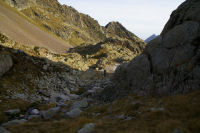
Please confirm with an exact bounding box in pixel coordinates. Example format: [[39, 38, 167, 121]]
[[111, 0, 200, 96], [0, 54, 13, 77]]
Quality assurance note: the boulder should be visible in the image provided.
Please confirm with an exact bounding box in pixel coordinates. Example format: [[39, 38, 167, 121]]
[[65, 108, 82, 118], [27, 115, 40, 120], [77, 123, 95, 133], [30, 109, 40, 115], [40, 107, 60, 120], [49, 93, 70, 103], [70, 98, 88, 110], [110, 0, 200, 97]]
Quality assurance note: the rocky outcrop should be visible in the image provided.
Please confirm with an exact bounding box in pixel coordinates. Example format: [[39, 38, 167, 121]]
[[0, 54, 13, 77], [112, 0, 200, 97]]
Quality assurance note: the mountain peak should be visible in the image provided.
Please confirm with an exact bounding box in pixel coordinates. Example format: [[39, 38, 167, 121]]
[[105, 21, 122, 27], [145, 34, 158, 43], [105, 21, 142, 43]]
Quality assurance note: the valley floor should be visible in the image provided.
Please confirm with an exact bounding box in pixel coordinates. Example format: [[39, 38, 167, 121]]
[[1, 90, 200, 133]]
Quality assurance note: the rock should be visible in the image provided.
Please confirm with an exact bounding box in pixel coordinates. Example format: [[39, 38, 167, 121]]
[[115, 114, 132, 121], [70, 87, 79, 92], [30, 109, 40, 115], [0, 54, 13, 77], [0, 127, 11, 133], [43, 65, 48, 70], [63, 87, 71, 95], [50, 93, 70, 103], [161, 0, 200, 36], [27, 115, 40, 120], [65, 108, 82, 118], [151, 107, 165, 112], [172, 129, 184, 133], [5, 109, 20, 115], [40, 107, 60, 120], [70, 98, 88, 110], [2, 119, 27, 127], [113, 54, 153, 94], [77, 123, 95, 133], [11, 93, 28, 100], [56, 102, 67, 107], [110, 0, 200, 98], [87, 87, 104, 96], [69, 94, 80, 100]]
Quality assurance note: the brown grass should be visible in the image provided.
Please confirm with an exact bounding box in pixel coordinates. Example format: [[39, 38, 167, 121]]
[[3, 90, 200, 133]]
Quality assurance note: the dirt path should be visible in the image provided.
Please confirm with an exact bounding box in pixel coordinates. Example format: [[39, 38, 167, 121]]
[[0, 3, 72, 53]]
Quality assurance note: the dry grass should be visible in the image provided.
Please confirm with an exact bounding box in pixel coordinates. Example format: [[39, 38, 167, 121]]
[[3, 90, 200, 133]]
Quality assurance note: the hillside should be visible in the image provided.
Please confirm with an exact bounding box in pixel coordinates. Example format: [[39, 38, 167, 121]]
[[1, 0, 144, 47], [0, 1, 72, 53]]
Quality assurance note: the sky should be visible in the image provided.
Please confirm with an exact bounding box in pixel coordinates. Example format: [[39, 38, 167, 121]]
[[58, 0, 185, 40]]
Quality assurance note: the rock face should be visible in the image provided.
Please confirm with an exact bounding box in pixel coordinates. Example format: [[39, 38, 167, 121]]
[[0, 54, 13, 77], [112, 0, 200, 97]]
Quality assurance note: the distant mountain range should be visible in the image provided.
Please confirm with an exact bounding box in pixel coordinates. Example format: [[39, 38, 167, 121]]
[[145, 34, 158, 43]]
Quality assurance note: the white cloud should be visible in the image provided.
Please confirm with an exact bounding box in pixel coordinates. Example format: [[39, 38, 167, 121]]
[[58, 0, 185, 39]]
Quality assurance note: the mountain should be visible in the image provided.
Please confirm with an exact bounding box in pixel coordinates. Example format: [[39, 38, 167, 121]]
[[0, 0, 145, 71], [145, 34, 157, 43], [0, 0, 199, 133], [1, 0, 144, 47]]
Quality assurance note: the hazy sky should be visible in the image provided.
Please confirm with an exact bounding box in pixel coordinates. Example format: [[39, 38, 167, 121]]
[[58, 0, 185, 39]]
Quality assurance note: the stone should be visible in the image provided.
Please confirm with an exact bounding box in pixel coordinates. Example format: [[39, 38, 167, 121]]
[[5, 109, 20, 115], [151, 107, 165, 112], [87, 87, 104, 95], [70, 98, 88, 110], [0, 127, 11, 133], [27, 115, 40, 120], [63, 87, 71, 95], [65, 108, 82, 118], [50, 93, 70, 103], [172, 129, 184, 133], [0, 54, 13, 77], [30, 109, 40, 115], [43, 65, 48, 70], [77, 123, 95, 133], [2, 119, 27, 127], [69, 94, 80, 100], [40, 107, 60, 120]]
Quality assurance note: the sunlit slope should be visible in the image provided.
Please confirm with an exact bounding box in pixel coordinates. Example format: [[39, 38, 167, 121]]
[[0, 3, 72, 53]]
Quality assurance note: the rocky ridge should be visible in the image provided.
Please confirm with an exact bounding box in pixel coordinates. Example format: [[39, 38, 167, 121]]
[[1, 0, 145, 47]]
